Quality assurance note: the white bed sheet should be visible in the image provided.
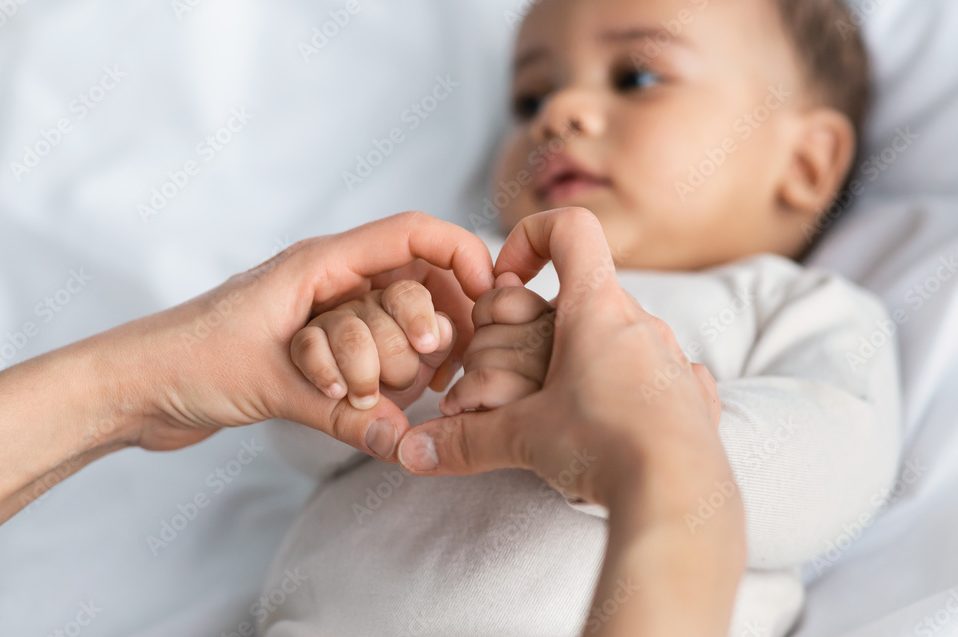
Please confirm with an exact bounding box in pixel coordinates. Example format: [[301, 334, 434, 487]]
[[0, 1, 955, 636]]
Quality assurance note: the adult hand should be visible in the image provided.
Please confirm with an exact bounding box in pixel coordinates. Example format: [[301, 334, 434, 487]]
[[398, 208, 723, 508], [0, 211, 493, 521], [396, 208, 744, 637], [136, 212, 494, 454]]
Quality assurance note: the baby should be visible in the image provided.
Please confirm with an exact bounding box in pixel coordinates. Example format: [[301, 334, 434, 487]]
[[261, 1, 901, 636]]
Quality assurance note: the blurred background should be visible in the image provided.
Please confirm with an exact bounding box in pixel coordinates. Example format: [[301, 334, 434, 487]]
[[1, 1, 957, 636]]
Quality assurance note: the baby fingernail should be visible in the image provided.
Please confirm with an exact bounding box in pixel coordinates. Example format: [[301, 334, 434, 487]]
[[399, 433, 439, 472], [350, 393, 379, 410], [327, 383, 346, 399], [365, 418, 398, 459]]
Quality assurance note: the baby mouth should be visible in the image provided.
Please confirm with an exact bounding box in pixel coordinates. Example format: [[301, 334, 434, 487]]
[[536, 170, 612, 205]]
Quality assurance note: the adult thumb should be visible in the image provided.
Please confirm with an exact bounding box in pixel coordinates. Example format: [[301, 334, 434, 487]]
[[397, 402, 530, 476], [281, 375, 412, 461]]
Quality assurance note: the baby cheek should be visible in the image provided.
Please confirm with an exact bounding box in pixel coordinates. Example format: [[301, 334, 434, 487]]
[[615, 124, 698, 210]]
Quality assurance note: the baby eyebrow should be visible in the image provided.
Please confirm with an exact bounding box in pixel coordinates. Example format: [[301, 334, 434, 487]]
[[514, 48, 548, 72], [514, 26, 692, 71], [598, 26, 691, 48]]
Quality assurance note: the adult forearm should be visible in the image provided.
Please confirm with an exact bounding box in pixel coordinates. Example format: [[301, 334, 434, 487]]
[[586, 442, 746, 637], [0, 334, 142, 521], [588, 511, 743, 637]]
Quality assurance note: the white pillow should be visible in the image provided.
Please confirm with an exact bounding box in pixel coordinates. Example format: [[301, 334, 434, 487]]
[[846, 0, 958, 197], [0, 1, 954, 636]]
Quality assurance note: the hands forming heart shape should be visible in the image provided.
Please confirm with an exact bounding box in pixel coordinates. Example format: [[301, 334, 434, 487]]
[[1, 207, 743, 637], [115, 207, 721, 515]]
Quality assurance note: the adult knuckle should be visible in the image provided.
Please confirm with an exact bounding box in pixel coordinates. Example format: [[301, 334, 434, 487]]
[[327, 401, 351, 445], [452, 415, 474, 468], [384, 279, 430, 311], [510, 429, 534, 468], [399, 210, 428, 224]]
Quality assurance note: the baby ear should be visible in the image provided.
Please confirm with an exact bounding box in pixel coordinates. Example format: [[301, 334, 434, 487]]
[[778, 109, 856, 219]]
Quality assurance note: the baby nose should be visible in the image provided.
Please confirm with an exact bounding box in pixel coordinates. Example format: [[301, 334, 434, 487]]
[[530, 90, 605, 143]]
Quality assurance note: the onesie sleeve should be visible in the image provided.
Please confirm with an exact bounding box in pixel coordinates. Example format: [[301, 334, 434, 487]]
[[714, 262, 902, 570], [570, 258, 903, 572]]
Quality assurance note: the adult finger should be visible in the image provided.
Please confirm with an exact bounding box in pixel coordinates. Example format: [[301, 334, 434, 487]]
[[278, 373, 410, 461], [398, 401, 533, 475], [419, 267, 475, 390], [309, 212, 495, 303], [494, 208, 618, 308]]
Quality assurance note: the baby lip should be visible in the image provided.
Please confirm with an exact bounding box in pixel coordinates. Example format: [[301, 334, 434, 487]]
[[534, 156, 611, 200], [536, 169, 611, 201]]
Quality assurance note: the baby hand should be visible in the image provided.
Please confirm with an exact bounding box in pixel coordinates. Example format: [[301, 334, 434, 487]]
[[291, 280, 455, 411], [441, 273, 555, 416]]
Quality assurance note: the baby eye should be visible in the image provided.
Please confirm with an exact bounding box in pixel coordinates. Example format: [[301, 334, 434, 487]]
[[512, 92, 546, 122], [613, 67, 661, 92]]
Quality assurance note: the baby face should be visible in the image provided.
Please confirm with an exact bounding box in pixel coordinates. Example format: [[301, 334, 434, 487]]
[[495, 0, 814, 270]]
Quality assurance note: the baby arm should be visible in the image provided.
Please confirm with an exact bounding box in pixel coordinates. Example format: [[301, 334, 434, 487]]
[[442, 273, 555, 416], [710, 269, 903, 571], [449, 262, 902, 576], [290, 280, 455, 411]]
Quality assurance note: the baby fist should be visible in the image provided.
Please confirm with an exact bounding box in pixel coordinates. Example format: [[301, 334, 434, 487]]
[[441, 273, 554, 415]]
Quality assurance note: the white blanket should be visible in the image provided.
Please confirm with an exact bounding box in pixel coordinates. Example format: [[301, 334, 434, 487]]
[[1, 1, 956, 635]]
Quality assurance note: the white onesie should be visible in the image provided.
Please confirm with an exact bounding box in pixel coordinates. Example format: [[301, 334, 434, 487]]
[[259, 248, 902, 637]]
